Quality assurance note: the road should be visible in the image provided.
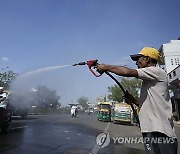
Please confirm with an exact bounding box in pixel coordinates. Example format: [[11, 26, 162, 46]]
[[0, 113, 179, 154]]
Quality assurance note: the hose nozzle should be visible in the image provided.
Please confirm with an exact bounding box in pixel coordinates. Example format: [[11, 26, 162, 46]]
[[72, 62, 86, 66]]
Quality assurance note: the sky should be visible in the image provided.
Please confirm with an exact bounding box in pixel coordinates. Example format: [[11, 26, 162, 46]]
[[0, 0, 180, 106]]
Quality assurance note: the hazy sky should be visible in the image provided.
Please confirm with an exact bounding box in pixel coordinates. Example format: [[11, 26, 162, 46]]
[[0, 0, 180, 105]]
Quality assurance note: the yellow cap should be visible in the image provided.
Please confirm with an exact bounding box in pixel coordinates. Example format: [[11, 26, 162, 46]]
[[130, 47, 160, 61]]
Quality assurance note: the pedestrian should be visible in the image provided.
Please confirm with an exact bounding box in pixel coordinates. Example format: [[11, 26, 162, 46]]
[[0, 87, 7, 109], [71, 105, 78, 117], [0, 86, 10, 134], [96, 47, 178, 154]]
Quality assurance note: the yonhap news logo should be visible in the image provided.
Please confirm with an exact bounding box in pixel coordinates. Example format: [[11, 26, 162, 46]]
[[96, 132, 176, 149], [96, 132, 110, 148]]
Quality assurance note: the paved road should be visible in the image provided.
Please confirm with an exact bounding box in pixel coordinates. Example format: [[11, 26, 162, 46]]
[[0, 113, 179, 154]]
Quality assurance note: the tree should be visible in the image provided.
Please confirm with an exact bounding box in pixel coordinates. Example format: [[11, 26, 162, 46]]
[[0, 70, 17, 89], [108, 77, 141, 102], [108, 84, 123, 102], [36, 85, 61, 109], [77, 96, 89, 109]]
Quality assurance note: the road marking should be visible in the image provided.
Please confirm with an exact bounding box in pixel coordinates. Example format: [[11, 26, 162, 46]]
[[90, 122, 110, 154], [10, 126, 28, 130]]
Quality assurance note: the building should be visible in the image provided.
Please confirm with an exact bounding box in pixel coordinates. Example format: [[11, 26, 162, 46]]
[[159, 37, 180, 120], [167, 65, 180, 120], [159, 38, 180, 74]]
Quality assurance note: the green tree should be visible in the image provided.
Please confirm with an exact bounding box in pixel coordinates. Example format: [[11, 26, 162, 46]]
[[77, 96, 89, 109], [36, 85, 60, 109], [108, 84, 123, 102], [108, 77, 141, 102], [0, 70, 17, 89]]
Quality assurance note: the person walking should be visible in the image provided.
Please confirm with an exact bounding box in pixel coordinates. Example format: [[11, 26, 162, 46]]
[[0, 87, 8, 109], [96, 47, 178, 154]]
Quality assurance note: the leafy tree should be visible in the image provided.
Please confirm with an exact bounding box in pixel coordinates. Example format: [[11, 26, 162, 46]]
[[9, 85, 61, 114], [0, 70, 17, 89], [36, 85, 60, 109], [108, 84, 123, 102], [108, 77, 141, 102], [77, 96, 89, 109]]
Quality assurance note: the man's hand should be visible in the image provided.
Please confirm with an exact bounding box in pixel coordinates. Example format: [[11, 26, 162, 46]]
[[95, 64, 107, 72]]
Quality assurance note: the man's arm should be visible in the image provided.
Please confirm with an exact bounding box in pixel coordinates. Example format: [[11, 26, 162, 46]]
[[96, 64, 138, 78], [96, 64, 139, 106]]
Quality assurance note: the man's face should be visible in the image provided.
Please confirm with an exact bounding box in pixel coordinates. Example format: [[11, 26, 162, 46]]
[[136, 56, 148, 68]]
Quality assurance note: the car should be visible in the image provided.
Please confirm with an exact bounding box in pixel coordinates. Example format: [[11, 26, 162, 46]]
[[11, 106, 28, 119], [4, 91, 28, 119], [7, 96, 28, 119]]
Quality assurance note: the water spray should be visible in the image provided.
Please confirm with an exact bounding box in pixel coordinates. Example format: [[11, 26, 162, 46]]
[[9, 64, 72, 110], [19, 65, 71, 79], [73, 60, 139, 125]]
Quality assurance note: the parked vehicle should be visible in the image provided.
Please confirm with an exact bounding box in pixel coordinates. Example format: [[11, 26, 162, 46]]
[[97, 102, 111, 122], [7, 94, 28, 119], [10, 105, 28, 119]]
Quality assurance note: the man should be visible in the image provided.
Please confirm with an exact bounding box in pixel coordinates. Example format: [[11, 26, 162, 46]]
[[96, 47, 178, 154], [71, 105, 78, 117], [0, 87, 7, 109], [0, 86, 10, 134]]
